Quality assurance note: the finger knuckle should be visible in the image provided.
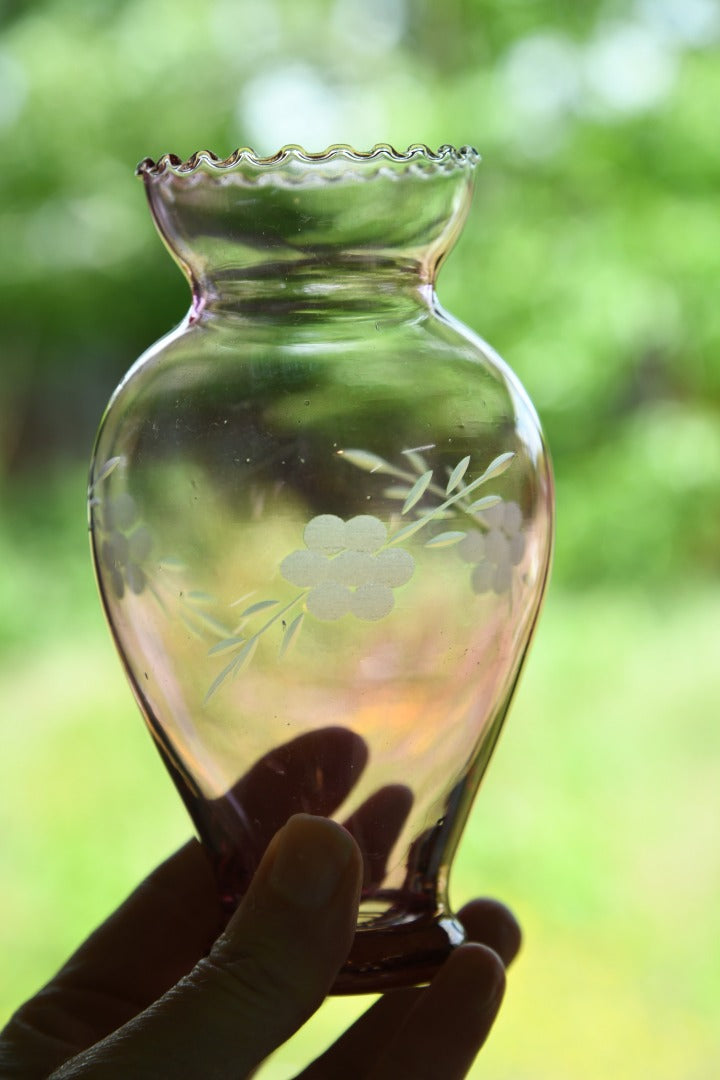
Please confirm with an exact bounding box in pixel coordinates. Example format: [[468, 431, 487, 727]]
[[195, 938, 317, 1027]]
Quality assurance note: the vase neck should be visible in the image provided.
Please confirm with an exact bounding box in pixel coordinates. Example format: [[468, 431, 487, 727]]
[[192, 257, 438, 323], [138, 146, 477, 310]]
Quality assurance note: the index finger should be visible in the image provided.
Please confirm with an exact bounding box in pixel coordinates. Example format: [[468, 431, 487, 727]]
[[0, 840, 223, 1077]]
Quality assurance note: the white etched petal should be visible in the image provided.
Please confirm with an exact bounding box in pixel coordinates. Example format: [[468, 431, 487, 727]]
[[110, 568, 125, 599], [373, 548, 415, 587], [503, 501, 523, 535], [509, 531, 526, 565], [101, 538, 117, 570], [484, 528, 509, 565], [482, 501, 506, 529], [280, 549, 328, 586], [343, 514, 388, 553], [329, 550, 375, 586], [303, 514, 346, 554], [107, 492, 137, 531], [306, 583, 352, 620], [457, 531, 486, 564], [350, 583, 394, 621], [103, 531, 129, 568], [493, 560, 513, 593], [471, 561, 495, 594], [128, 526, 153, 563], [125, 563, 146, 595]]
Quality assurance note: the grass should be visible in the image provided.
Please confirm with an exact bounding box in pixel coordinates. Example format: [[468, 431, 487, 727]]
[[1, 467, 719, 1075]]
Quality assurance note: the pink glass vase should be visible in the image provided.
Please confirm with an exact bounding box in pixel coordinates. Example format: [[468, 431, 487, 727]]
[[88, 144, 553, 992]]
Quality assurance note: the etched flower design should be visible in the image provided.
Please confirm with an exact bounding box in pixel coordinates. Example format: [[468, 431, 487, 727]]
[[98, 493, 153, 599], [280, 514, 415, 621], [207, 449, 520, 699], [457, 500, 525, 594]]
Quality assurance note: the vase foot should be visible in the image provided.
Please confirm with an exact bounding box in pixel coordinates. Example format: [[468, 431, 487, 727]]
[[332, 912, 466, 994]]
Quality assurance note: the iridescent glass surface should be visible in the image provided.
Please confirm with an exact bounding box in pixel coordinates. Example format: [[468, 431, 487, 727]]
[[88, 144, 553, 992]]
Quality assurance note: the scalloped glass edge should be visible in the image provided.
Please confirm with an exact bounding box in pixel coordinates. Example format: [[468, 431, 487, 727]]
[[136, 143, 480, 179]]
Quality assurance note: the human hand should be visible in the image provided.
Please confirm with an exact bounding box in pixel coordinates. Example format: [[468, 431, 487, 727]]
[[0, 815, 520, 1079]]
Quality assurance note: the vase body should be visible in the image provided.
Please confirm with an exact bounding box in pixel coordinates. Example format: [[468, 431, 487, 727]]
[[88, 144, 553, 992]]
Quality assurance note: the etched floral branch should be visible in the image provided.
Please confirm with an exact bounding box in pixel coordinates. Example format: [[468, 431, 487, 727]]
[[204, 446, 520, 701], [91, 458, 233, 643], [341, 445, 527, 594]]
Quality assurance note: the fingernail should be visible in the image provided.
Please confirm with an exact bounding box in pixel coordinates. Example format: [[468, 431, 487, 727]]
[[267, 814, 355, 910]]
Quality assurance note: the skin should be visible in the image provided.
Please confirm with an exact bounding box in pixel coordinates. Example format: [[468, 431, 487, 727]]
[[0, 815, 521, 1079]]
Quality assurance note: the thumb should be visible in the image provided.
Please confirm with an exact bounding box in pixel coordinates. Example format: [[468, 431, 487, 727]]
[[52, 815, 362, 1080]]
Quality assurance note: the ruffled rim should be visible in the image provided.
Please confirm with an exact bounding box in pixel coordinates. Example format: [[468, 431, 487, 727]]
[[136, 143, 480, 179]]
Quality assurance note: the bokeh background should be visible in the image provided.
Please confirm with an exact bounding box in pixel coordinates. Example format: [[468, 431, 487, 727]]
[[1, 0, 719, 1075]]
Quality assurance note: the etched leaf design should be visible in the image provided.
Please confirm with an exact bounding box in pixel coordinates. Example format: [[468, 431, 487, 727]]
[[388, 518, 426, 545], [198, 611, 234, 638], [280, 612, 305, 657], [157, 557, 187, 572], [402, 448, 431, 474], [146, 580, 170, 616], [179, 611, 208, 641], [208, 636, 245, 656], [230, 591, 255, 608], [339, 449, 393, 474], [446, 455, 471, 495], [93, 456, 123, 484], [241, 599, 278, 617], [425, 531, 467, 548], [468, 494, 502, 513], [185, 590, 218, 608], [233, 638, 259, 674], [383, 485, 412, 501], [181, 608, 233, 639], [204, 653, 242, 704], [402, 470, 433, 514], [479, 452, 515, 483]]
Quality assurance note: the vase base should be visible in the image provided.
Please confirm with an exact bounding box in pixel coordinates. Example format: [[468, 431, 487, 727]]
[[332, 912, 466, 994]]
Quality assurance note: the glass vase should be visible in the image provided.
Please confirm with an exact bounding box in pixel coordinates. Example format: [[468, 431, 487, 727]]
[[88, 143, 553, 993]]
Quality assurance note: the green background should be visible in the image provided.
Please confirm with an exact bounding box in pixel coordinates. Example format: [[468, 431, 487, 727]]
[[1, 0, 719, 1075]]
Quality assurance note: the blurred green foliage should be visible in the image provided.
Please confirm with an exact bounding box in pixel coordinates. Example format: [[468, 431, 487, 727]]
[[2, 566, 719, 1075], [2, 4, 720, 1074], [1, 0, 719, 588]]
